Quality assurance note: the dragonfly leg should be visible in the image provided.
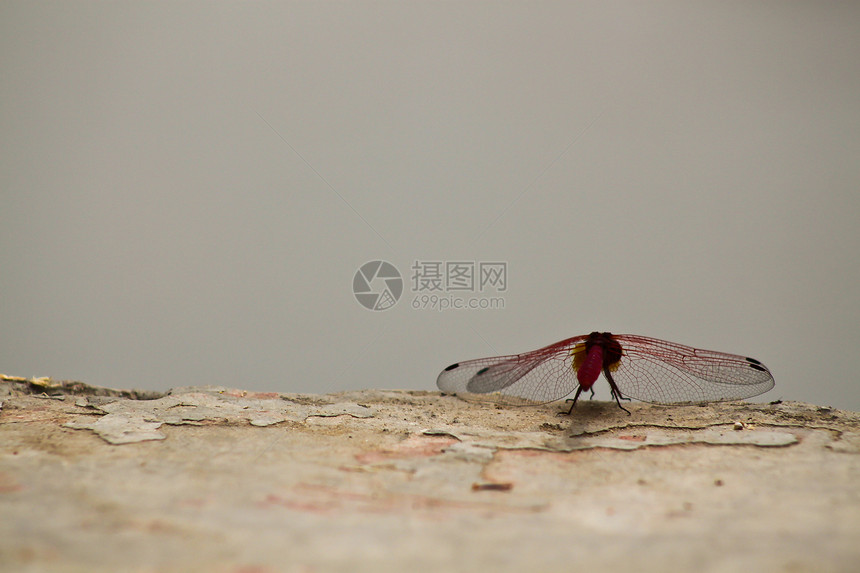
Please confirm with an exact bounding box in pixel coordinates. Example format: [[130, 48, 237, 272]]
[[603, 368, 632, 416], [610, 388, 632, 403], [560, 386, 585, 416]]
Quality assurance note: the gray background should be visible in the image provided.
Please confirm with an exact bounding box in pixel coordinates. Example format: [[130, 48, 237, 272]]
[[2, 2, 858, 410]]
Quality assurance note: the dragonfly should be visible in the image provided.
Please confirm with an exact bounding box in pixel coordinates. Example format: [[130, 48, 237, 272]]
[[436, 332, 775, 415]]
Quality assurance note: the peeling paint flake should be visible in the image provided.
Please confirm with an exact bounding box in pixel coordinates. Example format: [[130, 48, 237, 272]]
[[64, 415, 165, 444], [248, 412, 288, 427], [565, 426, 799, 450], [309, 403, 376, 418], [826, 431, 860, 453], [425, 424, 798, 452], [58, 388, 377, 444]]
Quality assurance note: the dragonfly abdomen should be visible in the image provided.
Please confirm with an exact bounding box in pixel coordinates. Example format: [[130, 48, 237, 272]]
[[576, 345, 604, 390]]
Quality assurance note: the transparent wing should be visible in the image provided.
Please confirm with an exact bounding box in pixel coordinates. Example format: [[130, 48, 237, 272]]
[[611, 334, 775, 404], [436, 336, 588, 406]]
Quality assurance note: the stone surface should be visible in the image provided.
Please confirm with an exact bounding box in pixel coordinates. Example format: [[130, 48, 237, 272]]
[[1, 375, 858, 572]]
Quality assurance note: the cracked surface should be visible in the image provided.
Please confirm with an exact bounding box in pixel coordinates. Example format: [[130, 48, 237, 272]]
[[1, 375, 859, 572]]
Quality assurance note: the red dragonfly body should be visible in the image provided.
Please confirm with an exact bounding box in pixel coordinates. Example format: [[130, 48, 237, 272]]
[[437, 332, 774, 415]]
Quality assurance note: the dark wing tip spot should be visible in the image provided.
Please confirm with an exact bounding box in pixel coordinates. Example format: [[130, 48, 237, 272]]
[[476, 366, 491, 376], [745, 357, 768, 372], [443, 363, 460, 372], [746, 357, 762, 365]]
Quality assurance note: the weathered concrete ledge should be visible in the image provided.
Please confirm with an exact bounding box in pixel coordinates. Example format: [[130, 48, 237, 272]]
[[1, 374, 858, 572]]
